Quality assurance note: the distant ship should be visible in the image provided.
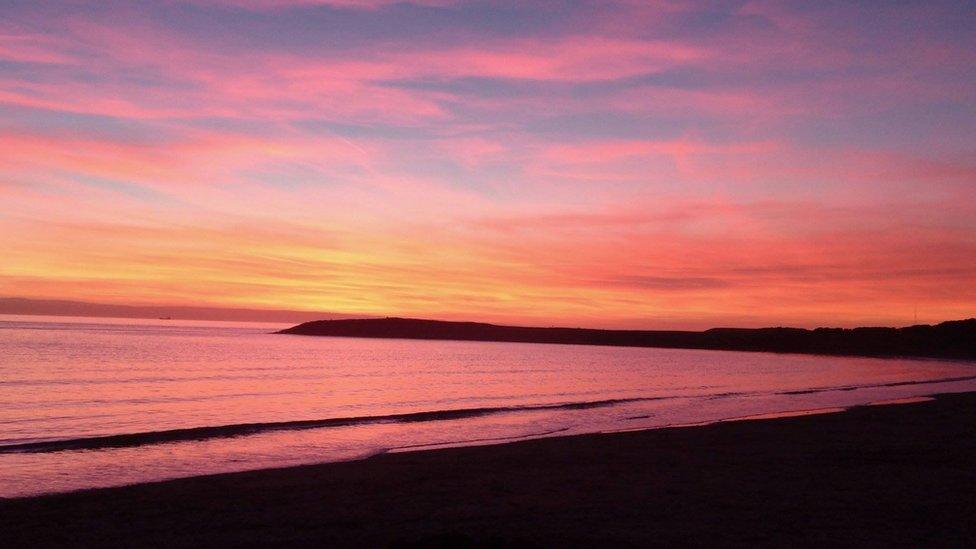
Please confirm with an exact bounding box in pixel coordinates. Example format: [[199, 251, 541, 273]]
[[158, 316, 172, 320]]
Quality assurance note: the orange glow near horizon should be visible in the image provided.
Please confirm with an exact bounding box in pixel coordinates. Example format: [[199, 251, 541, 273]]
[[1, 1, 975, 329]]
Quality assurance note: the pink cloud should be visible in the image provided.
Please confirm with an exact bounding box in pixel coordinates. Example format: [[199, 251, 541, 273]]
[[1, 1, 973, 328], [185, 0, 459, 10]]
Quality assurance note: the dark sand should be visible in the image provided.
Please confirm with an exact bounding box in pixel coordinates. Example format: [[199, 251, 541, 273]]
[[3, 393, 975, 547]]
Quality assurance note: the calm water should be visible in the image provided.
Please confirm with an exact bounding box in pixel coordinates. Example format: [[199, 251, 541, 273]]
[[2, 314, 975, 498]]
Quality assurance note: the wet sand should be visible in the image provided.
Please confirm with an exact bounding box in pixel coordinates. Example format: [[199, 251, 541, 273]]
[[3, 392, 975, 547]]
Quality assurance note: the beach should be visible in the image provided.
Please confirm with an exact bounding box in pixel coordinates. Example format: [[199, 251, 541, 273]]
[[3, 391, 974, 547], [9, 316, 975, 498], [4, 0, 976, 546]]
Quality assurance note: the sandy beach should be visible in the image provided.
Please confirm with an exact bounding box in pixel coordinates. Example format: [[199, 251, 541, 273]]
[[3, 391, 974, 547], [4, 1, 975, 546]]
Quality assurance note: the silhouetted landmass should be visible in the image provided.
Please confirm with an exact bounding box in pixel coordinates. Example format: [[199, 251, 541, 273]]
[[280, 317, 976, 360]]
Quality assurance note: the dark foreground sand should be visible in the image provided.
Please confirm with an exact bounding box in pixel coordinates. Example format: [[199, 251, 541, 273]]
[[3, 393, 975, 548]]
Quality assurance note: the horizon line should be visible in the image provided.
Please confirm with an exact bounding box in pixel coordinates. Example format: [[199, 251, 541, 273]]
[[0, 296, 964, 332]]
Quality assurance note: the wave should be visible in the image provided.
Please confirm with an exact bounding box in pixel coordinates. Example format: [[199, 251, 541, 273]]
[[391, 426, 573, 451], [5, 373, 974, 455], [775, 374, 976, 395], [0, 397, 667, 454]]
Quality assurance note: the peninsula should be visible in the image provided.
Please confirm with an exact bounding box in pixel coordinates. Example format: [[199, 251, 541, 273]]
[[279, 317, 976, 360]]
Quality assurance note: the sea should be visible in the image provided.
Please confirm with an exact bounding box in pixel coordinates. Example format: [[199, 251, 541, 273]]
[[2, 314, 975, 498]]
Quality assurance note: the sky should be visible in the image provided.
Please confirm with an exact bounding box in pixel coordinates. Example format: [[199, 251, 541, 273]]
[[1, 0, 974, 329]]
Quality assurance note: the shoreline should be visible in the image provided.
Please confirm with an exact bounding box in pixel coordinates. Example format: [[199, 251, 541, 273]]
[[4, 391, 975, 546], [3, 384, 971, 484]]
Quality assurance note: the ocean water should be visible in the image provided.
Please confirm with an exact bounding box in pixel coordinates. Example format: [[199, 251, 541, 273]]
[[1, 314, 975, 498]]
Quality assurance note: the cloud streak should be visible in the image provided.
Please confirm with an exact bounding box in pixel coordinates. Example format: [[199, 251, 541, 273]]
[[1, 0, 974, 328]]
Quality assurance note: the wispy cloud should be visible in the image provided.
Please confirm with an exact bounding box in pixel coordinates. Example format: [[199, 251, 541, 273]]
[[1, 0, 974, 328]]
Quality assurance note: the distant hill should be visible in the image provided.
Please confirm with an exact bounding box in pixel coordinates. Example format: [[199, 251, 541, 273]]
[[279, 317, 976, 360], [0, 297, 369, 324]]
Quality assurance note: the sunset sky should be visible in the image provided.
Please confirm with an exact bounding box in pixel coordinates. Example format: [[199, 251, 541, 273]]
[[1, 0, 974, 329]]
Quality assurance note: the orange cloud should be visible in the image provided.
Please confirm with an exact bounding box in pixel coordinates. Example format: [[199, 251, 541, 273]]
[[1, 0, 974, 328]]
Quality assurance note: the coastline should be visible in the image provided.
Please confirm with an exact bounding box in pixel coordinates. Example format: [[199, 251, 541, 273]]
[[3, 392, 974, 546], [280, 317, 976, 361]]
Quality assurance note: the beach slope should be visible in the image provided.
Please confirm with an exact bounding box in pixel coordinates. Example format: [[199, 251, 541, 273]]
[[2, 393, 975, 547]]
